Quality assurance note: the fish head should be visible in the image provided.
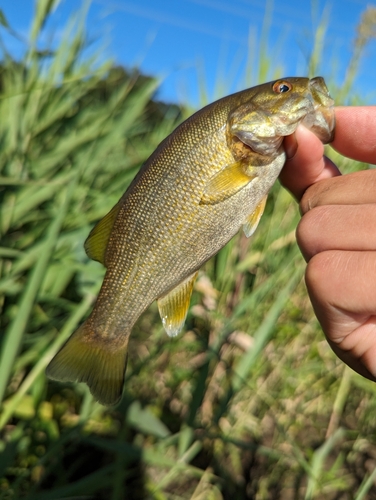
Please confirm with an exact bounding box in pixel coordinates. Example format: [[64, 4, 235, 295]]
[[227, 76, 335, 161]]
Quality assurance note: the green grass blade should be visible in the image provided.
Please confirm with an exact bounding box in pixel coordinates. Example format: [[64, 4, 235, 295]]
[[24, 465, 114, 500], [305, 428, 347, 499], [0, 175, 77, 404], [0, 292, 93, 429], [232, 267, 303, 392], [355, 466, 376, 500]]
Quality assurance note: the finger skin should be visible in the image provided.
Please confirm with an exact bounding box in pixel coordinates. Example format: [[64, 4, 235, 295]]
[[299, 174, 376, 381], [281, 106, 376, 382], [300, 169, 376, 215], [297, 203, 376, 261], [280, 106, 376, 201], [332, 106, 376, 164], [280, 126, 340, 201], [305, 250, 376, 382]]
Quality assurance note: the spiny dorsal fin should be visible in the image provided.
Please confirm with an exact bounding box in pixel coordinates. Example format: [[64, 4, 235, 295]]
[[157, 272, 198, 337], [84, 202, 121, 266], [243, 195, 267, 238], [200, 161, 256, 205]]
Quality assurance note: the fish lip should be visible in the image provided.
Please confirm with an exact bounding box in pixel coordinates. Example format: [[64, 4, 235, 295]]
[[301, 78, 336, 144], [310, 76, 327, 90], [309, 76, 335, 109]]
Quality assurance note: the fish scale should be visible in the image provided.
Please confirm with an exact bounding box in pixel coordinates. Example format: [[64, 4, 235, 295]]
[[46, 76, 335, 405]]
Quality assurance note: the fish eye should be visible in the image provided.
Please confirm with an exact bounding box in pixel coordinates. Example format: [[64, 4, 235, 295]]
[[272, 81, 292, 94]]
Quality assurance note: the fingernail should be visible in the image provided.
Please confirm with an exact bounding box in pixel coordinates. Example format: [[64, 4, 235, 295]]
[[284, 133, 298, 160]]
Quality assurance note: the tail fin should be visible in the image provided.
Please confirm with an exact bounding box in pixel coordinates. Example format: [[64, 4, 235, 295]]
[[46, 322, 128, 406]]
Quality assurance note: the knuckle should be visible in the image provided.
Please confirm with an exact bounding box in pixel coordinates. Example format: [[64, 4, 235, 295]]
[[296, 206, 332, 260], [305, 251, 338, 297], [300, 182, 322, 213]]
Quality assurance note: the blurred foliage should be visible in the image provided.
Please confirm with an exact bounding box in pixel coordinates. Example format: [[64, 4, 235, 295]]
[[1, 1, 376, 500], [338, 4, 376, 101]]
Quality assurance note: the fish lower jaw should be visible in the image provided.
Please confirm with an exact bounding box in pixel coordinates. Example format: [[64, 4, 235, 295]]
[[234, 131, 283, 157]]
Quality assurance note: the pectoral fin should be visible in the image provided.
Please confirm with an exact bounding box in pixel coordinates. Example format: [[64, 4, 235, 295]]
[[84, 202, 121, 266], [243, 195, 267, 238], [157, 272, 198, 337], [200, 161, 256, 205]]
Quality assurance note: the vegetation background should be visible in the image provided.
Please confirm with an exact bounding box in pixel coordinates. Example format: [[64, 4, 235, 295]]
[[1, 1, 376, 499]]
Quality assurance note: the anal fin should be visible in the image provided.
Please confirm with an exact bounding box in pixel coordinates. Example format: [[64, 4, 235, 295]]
[[200, 161, 256, 205], [157, 272, 198, 337], [243, 195, 267, 238]]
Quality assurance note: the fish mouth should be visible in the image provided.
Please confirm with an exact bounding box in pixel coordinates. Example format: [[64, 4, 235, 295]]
[[309, 77, 335, 109], [304, 77, 335, 143]]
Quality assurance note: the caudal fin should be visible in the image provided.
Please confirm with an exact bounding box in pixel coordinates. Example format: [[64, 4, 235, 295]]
[[46, 322, 128, 406]]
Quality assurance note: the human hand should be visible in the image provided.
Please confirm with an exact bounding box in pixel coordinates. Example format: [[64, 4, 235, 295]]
[[280, 106, 376, 381]]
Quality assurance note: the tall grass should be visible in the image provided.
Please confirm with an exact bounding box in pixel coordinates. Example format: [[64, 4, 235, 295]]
[[1, 2, 376, 499]]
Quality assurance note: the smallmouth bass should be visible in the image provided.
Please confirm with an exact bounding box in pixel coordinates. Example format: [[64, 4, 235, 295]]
[[47, 77, 335, 405]]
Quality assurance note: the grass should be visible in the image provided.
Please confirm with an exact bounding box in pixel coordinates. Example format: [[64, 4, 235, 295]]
[[1, 1, 376, 499]]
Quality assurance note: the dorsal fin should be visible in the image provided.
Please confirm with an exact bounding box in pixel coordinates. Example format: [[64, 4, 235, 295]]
[[84, 202, 121, 266]]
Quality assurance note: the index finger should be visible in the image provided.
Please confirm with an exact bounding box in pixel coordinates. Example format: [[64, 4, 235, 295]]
[[280, 106, 376, 201], [332, 106, 376, 163], [299, 107, 376, 214], [279, 125, 340, 201]]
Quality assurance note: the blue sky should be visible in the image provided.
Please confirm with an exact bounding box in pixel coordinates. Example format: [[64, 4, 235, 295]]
[[1, 0, 375, 106]]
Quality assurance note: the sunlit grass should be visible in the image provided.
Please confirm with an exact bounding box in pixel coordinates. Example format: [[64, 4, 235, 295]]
[[1, 1, 376, 499]]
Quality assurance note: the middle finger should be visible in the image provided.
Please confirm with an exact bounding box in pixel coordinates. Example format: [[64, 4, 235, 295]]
[[297, 203, 376, 261]]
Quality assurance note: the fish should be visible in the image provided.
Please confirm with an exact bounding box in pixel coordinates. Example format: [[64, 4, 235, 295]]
[[46, 76, 335, 405]]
